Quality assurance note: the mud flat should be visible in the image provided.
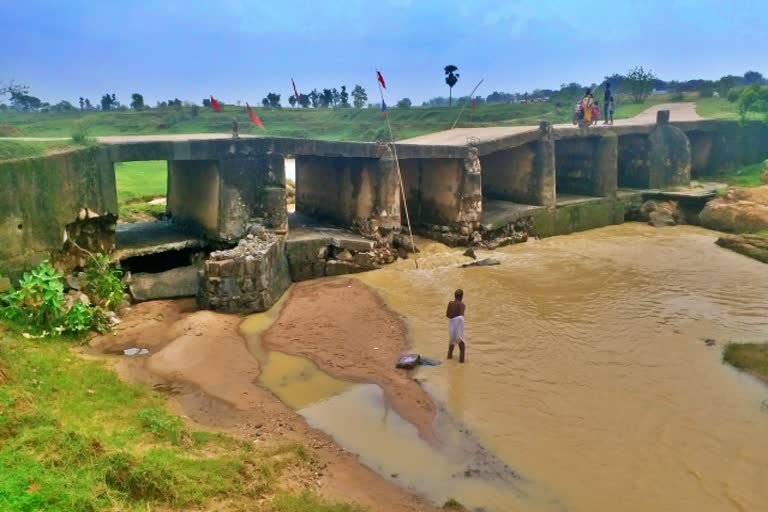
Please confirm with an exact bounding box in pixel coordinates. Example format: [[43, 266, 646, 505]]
[[87, 298, 439, 512]]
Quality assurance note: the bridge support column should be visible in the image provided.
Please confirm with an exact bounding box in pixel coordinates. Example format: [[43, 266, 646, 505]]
[[535, 122, 556, 206], [594, 132, 618, 197], [648, 124, 691, 189]]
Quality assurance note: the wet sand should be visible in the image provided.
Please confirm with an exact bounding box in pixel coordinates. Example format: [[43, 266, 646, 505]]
[[262, 278, 438, 442], [87, 298, 439, 512]]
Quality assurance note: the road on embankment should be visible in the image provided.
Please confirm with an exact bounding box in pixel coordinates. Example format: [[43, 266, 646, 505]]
[[0, 102, 702, 146]]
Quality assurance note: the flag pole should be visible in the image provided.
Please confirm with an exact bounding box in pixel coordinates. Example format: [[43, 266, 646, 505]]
[[376, 71, 418, 269], [450, 78, 485, 130]]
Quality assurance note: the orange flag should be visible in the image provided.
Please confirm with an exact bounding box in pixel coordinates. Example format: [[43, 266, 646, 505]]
[[245, 103, 265, 129]]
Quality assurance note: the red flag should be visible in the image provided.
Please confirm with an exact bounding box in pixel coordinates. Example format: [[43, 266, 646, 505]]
[[291, 79, 300, 101], [245, 103, 265, 129], [210, 95, 222, 112], [376, 70, 386, 89], [471, 100, 477, 109]]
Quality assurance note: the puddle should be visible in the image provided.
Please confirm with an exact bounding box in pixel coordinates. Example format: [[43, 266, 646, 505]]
[[299, 383, 555, 510], [259, 351, 352, 409], [123, 347, 150, 356]]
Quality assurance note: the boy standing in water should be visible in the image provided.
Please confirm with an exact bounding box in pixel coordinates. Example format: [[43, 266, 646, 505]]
[[446, 289, 466, 363]]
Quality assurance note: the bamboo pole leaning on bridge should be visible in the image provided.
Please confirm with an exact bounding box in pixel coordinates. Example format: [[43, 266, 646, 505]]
[[376, 70, 419, 269]]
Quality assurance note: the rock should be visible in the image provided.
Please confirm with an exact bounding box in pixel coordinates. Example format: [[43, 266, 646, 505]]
[[336, 249, 353, 262], [76, 292, 91, 307], [640, 200, 685, 227], [463, 248, 476, 259], [393, 233, 419, 254], [0, 276, 10, 294], [64, 274, 82, 290], [471, 232, 483, 244], [460, 257, 501, 268], [700, 186, 768, 233], [715, 233, 768, 263], [129, 265, 201, 301], [325, 260, 364, 276]]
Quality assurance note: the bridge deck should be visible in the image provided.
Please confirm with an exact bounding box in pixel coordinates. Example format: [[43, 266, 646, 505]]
[[113, 221, 207, 261]]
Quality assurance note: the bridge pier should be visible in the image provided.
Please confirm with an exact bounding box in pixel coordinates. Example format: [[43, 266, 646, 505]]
[[295, 145, 400, 242]]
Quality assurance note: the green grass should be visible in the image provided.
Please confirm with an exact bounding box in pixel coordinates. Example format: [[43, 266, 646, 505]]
[[705, 160, 766, 189], [723, 343, 768, 385], [0, 330, 359, 511], [0, 140, 75, 160], [695, 97, 766, 121], [114, 160, 168, 221]]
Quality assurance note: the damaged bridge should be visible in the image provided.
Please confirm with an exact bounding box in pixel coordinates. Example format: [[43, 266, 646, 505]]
[[1, 110, 767, 312]]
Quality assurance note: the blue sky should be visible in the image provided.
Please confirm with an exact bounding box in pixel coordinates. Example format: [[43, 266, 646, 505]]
[[1, 0, 767, 106]]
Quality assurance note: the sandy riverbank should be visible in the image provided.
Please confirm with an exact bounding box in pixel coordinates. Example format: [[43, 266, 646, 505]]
[[86, 288, 440, 512]]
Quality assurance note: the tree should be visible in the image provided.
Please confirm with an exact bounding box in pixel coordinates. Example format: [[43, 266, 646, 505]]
[[288, 95, 297, 108], [10, 92, 42, 111], [340, 85, 350, 107], [202, 98, 211, 107], [266, 92, 281, 108], [396, 98, 412, 109], [444, 65, 460, 106], [623, 66, 657, 103], [51, 100, 75, 112], [84, 98, 93, 110], [320, 89, 333, 108], [309, 89, 319, 108], [332, 88, 340, 107], [79, 97, 85, 110], [262, 98, 270, 107], [738, 84, 768, 122], [101, 93, 117, 111], [130, 93, 144, 110], [351, 85, 367, 108], [298, 93, 310, 108], [0, 80, 28, 100], [744, 71, 764, 85]]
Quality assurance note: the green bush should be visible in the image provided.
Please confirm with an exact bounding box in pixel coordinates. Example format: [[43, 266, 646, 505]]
[[727, 88, 742, 103], [0, 261, 64, 332], [70, 121, 92, 145], [83, 253, 124, 311], [137, 408, 184, 444], [0, 258, 119, 335], [737, 84, 768, 122]]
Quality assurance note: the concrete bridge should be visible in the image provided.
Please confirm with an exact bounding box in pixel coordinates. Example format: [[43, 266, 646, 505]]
[[1, 106, 767, 295]]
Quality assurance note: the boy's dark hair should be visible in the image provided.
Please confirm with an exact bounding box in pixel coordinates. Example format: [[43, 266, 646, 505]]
[[454, 289, 464, 300], [595, 101, 599, 106]]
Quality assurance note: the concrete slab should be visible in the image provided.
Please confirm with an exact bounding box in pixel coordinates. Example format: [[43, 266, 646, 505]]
[[113, 221, 207, 261], [481, 199, 543, 230], [556, 194, 603, 205]]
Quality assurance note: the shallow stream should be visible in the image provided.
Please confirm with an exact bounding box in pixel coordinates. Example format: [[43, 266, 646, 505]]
[[246, 224, 768, 511]]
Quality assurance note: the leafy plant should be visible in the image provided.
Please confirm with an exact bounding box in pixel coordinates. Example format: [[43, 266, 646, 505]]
[[70, 121, 92, 145], [83, 254, 124, 311], [0, 261, 64, 332], [61, 302, 93, 335]]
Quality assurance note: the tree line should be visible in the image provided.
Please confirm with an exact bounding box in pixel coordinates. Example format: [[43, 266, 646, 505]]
[[1, 68, 766, 114]]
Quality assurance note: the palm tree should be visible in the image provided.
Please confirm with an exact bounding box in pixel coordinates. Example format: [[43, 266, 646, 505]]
[[444, 65, 460, 107]]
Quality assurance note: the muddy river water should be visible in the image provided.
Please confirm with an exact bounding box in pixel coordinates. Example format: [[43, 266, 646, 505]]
[[245, 224, 768, 512]]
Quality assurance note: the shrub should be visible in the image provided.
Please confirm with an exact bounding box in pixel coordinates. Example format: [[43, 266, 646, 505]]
[[727, 88, 742, 103], [0, 261, 64, 332], [0, 125, 23, 137], [71, 121, 92, 145], [0, 258, 119, 335], [83, 254, 124, 311]]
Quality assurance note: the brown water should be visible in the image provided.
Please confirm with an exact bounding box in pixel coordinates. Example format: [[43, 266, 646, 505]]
[[355, 224, 768, 512]]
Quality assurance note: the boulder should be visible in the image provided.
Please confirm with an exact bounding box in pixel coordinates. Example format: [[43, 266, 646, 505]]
[[393, 233, 419, 254], [639, 200, 685, 227], [699, 186, 768, 233], [716, 234, 768, 264], [0, 276, 10, 294], [460, 257, 501, 268], [130, 265, 200, 302]]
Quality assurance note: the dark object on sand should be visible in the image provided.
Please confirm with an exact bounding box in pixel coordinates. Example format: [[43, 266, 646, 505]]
[[460, 257, 500, 268], [463, 248, 476, 259], [395, 354, 442, 369], [396, 354, 420, 369]]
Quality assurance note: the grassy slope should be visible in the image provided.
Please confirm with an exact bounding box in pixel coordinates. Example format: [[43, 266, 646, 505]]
[[0, 140, 75, 160], [695, 97, 765, 121], [0, 330, 362, 512], [0, 98, 677, 143], [721, 161, 765, 187], [723, 343, 768, 385]]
